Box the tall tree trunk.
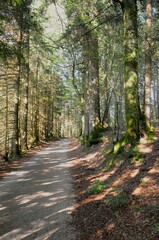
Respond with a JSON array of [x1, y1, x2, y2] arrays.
[[157, 65, 159, 119], [144, 0, 152, 126], [123, 0, 140, 138], [83, 42, 90, 137], [88, 32, 101, 133], [102, 75, 111, 127], [5, 74, 9, 160], [34, 59, 40, 143], [83, 31, 101, 137], [84, 75, 90, 136], [23, 34, 30, 149], [12, 13, 23, 155]]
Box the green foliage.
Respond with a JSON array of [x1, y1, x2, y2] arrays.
[[81, 124, 106, 147], [152, 222, 159, 234], [12, 0, 22, 5], [133, 205, 146, 213], [140, 178, 147, 187], [146, 125, 155, 140], [88, 180, 106, 195], [104, 157, 115, 170], [112, 133, 134, 155], [130, 146, 145, 165], [113, 142, 124, 155], [149, 203, 159, 216], [106, 192, 129, 209], [80, 135, 89, 147]]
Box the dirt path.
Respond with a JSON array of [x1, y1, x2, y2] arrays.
[[0, 139, 78, 240]]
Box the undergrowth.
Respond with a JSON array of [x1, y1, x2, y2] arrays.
[[88, 180, 106, 194], [105, 188, 130, 209]]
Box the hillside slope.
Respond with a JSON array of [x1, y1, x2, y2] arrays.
[[70, 131, 159, 240]]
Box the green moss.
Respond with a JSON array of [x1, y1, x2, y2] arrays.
[[105, 158, 115, 170]]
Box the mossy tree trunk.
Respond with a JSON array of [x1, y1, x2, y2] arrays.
[[113, 0, 153, 140], [123, 0, 140, 139]]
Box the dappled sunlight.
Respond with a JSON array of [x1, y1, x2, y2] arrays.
[[149, 168, 159, 174], [0, 139, 78, 240], [138, 143, 153, 153], [107, 223, 115, 231], [132, 187, 142, 195], [9, 170, 30, 176], [17, 178, 32, 182], [70, 132, 159, 240], [16, 191, 54, 205], [0, 205, 7, 211], [1, 229, 21, 239], [130, 169, 139, 177], [41, 181, 59, 185], [81, 152, 99, 162]]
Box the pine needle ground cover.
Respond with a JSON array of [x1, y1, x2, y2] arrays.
[[69, 130, 159, 240]]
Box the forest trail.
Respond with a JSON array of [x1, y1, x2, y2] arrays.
[[0, 139, 78, 240]]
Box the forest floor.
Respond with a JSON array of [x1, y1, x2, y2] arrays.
[[69, 130, 159, 240], [0, 132, 159, 240]]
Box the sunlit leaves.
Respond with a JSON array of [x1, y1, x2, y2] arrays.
[[11, 0, 22, 5]]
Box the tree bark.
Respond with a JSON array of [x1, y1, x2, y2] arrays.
[[83, 30, 101, 137], [88, 32, 100, 133], [34, 59, 40, 143], [12, 11, 24, 155], [123, 0, 140, 138], [144, 0, 152, 126], [23, 34, 30, 149]]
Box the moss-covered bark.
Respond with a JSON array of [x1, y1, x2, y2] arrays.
[[111, 0, 154, 155], [123, 0, 140, 139]]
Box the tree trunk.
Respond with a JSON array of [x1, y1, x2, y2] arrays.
[[123, 0, 140, 138], [34, 59, 40, 143], [5, 74, 9, 160], [12, 13, 23, 155], [23, 34, 30, 149], [83, 31, 101, 137], [88, 32, 100, 133], [144, 0, 152, 126], [157, 65, 159, 119]]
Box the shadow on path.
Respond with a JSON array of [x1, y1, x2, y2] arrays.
[[0, 139, 79, 240]]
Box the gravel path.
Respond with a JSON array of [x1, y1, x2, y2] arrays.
[[0, 139, 78, 240]]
